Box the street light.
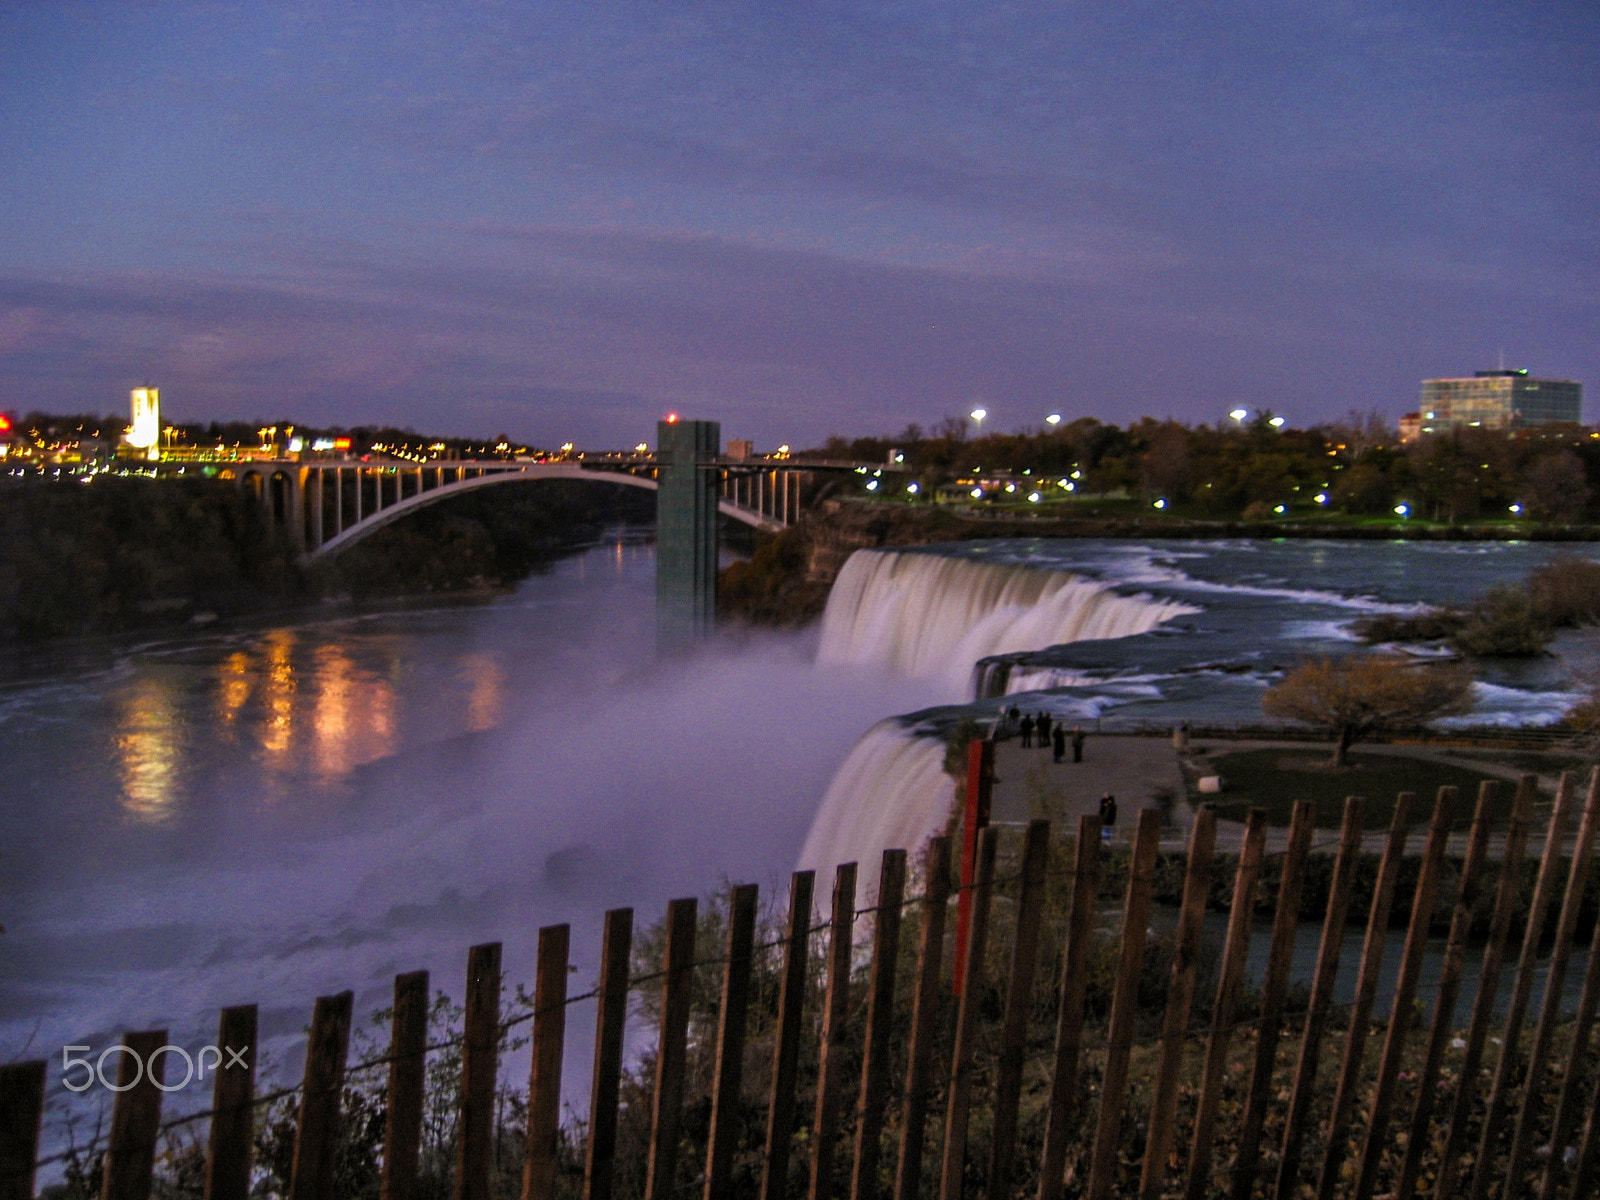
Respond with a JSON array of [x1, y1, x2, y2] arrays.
[[1045, 413, 1062, 426], [1229, 408, 1248, 423], [1268, 416, 1286, 429], [970, 407, 987, 430]]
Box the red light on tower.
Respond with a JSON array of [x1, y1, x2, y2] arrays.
[[665, 412, 679, 424], [0, 414, 11, 435]]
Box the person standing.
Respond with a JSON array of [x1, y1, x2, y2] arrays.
[[1037, 711, 1053, 749], [1052, 725, 1066, 763], [1098, 793, 1117, 842], [1072, 726, 1086, 763], [1019, 713, 1035, 748]]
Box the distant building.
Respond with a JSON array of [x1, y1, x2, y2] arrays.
[[1416, 369, 1582, 435], [726, 438, 754, 461], [125, 386, 161, 460], [1398, 412, 1423, 444]]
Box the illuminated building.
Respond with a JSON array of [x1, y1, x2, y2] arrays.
[[126, 386, 161, 460], [726, 438, 754, 461], [1416, 369, 1582, 435]]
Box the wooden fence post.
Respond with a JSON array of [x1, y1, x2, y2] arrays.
[[852, 852, 908, 1200], [893, 838, 951, 1200], [102, 1028, 167, 1200], [1038, 816, 1102, 1200], [203, 1004, 258, 1200], [1313, 794, 1414, 1200], [525, 926, 571, 1200], [1140, 810, 1217, 1200], [988, 820, 1053, 1200], [1087, 808, 1163, 1200], [457, 942, 502, 1200], [646, 898, 699, 1200], [763, 873, 816, 1200], [1393, 784, 1495, 1200], [1507, 767, 1600, 1194], [810, 863, 859, 1200], [586, 909, 635, 1200], [1434, 774, 1538, 1200], [1184, 811, 1268, 1200], [289, 994, 352, 1200], [938, 825, 998, 1200], [0, 1060, 45, 1200], [1352, 787, 1458, 1200], [1542, 849, 1600, 1200], [706, 885, 760, 1200], [1468, 772, 1580, 1200], [381, 971, 430, 1200], [1231, 799, 1315, 1200], [953, 739, 994, 997], [1274, 796, 1365, 1200]]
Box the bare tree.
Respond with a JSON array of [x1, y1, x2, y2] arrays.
[[1523, 451, 1591, 523], [1262, 654, 1475, 765]]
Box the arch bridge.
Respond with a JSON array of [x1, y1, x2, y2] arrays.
[[224, 420, 898, 642]]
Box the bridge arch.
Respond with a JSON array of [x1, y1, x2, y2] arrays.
[[306, 463, 779, 560]]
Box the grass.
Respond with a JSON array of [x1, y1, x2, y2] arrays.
[[1200, 747, 1511, 828]]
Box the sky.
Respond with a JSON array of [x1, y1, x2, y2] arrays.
[[0, 1, 1595, 450]]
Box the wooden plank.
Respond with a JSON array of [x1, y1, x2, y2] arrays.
[[289, 993, 353, 1200], [851, 852, 907, 1200], [381, 971, 429, 1200], [1352, 787, 1458, 1200], [102, 1028, 168, 1200], [524, 926, 571, 1200], [893, 838, 951, 1200], [203, 1004, 258, 1200], [763, 874, 817, 1200], [987, 820, 1053, 1200], [1569, 1062, 1600, 1198], [646, 898, 699, 1200], [1230, 799, 1316, 1200], [456, 942, 502, 1200], [1541, 812, 1600, 1200], [1434, 774, 1539, 1200], [1274, 796, 1365, 1200], [585, 910, 635, 1200], [1140, 810, 1217, 1200], [1507, 767, 1600, 1194], [1312, 794, 1414, 1200], [1467, 771, 1580, 1200], [953, 739, 994, 996], [1087, 808, 1164, 1200], [706, 885, 760, 1200], [938, 825, 999, 1200], [1392, 784, 1495, 1200], [1037, 815, 1103, 1200], [0, 1060, 46, 1200], [810, 863, 859, 1200], [1183, 811, 1268, 1200]]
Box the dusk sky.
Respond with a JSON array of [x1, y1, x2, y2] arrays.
[[1, 1, 1595, 450]]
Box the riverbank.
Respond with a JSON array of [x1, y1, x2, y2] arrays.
[[0, 475, 654, 640], [716, 498, 1600, 627]]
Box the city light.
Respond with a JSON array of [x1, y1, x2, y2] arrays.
[[1510, 503, 1523, 514], [907, 482, 919, 494], [1153, 498, 1166, 510], [665, 412, 680, 424], [1273, 504, 1286, 514], [1229, 408, 1248, 422], [865, 479, 879, 491], [1028, 491, 1041, 503], [1315, 492, 1328, 504], [1269, 416, 1286, 428], [1045, 413, 1062, 425], [970, 487, 984, 499], [1394, 504, 1410, 516], [634, 442, 648, 454], [970, 407, 987, 426]]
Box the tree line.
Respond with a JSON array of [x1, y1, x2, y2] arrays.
[[811, 411, 1600, 523]]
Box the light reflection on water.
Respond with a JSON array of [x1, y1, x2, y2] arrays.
[[113, 674, 182, 822]]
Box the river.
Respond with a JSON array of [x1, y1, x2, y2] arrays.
[[3, 530, 1595, 1153]]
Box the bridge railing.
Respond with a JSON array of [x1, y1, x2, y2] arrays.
[[13, 757, 1600, 1199]]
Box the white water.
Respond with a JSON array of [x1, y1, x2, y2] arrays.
[[816, 549, 1199, 695], [797, 721, 953, 894]]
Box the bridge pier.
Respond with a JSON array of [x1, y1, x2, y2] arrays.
[[655, 418, 720, 647]]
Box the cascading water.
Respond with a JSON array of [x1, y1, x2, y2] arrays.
[[803, 549, 1200, 879], [817, 549, 1198, 695]]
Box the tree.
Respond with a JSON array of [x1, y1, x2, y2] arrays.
[[1523, 451, 1591, 523], [1261, 654, 1475, 766]]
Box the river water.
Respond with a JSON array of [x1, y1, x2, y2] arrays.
[[3, 531, 1596, 1153]]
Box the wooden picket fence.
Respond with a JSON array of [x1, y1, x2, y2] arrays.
[[12, 760, 1600, 1200]]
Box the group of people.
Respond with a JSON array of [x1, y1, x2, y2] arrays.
[[1001, 705, 1087, 763]]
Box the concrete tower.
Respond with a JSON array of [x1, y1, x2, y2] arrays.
[[655, 418, 720, 646]]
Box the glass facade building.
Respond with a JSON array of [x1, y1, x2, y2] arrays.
[[1418, 370, 1582, 434]]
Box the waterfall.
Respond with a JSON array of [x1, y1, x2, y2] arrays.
[[798, 720, 952, 892], [816, 549, 1199, 693]]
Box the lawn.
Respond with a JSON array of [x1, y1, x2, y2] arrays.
[[1199, 747, 1512, 829]]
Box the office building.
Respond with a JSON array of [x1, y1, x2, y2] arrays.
[[1415, 369, 1582, 435]]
